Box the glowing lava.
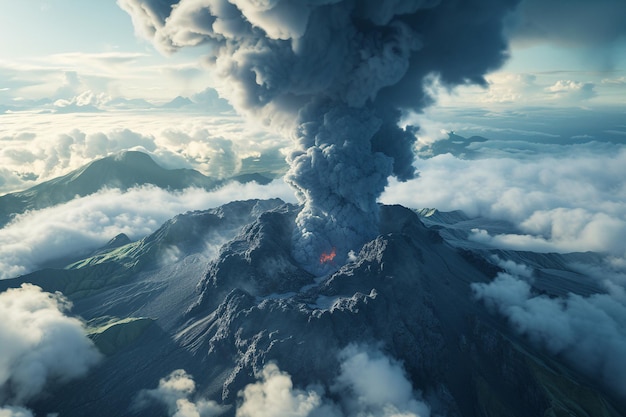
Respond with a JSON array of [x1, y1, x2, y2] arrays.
[[319, 247, 337, 264]]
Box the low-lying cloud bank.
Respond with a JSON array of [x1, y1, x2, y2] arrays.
[[138, 345, 430, 417], [382, 145, 626, 257], [472, 258, 626, 400], [4, 139, 624, 279], [0, 180, 295, 279], [0, 284, 100, 413]]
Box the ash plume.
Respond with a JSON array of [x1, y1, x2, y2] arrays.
[[119, 0, 519, 273]]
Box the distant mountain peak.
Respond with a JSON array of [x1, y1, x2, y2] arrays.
[[111, 149, 155, 163], [97, 233, 132, 254], [161, 96, 194, 109], [0, 151, 221, 228]]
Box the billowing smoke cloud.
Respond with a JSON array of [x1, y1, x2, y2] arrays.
[[141, 344, 429, 417], [472, 260, 626, 400], [119, 0, 519, 273], [0, 284, 101, 409]]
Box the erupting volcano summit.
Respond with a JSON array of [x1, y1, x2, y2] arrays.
[[119, 0, 518, 273]]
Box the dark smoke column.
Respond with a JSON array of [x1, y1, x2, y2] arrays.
[[286, 104, 395, 274], [120, 0, 519, 274]]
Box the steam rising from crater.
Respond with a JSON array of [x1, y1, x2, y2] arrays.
[[120, 0, 519, 273]]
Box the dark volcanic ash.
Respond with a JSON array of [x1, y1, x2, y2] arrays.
[[119, 0, 519, 273]]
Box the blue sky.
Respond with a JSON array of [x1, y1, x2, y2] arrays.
[[0, 2, 136, 57], [1, 0, 624, 107], [0, 1, 210, 104], [0, 0, 624, 197]]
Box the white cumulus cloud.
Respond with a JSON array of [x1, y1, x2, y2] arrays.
[[141, 345, 429, 417], [0, 111, 288, 195], [0, 284, 100, 407], [236, 362, 334, 417], [134, 369, 227, 417], [545, 80, 596, 100]]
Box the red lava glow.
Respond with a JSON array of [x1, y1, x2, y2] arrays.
[[319, 247, 337, 264]]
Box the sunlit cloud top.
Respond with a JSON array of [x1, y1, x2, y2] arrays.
[[0, 0, 624, 109]]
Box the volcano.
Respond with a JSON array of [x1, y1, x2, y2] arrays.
[[319, 247, 337, 264], [2, 199, 622, 417]]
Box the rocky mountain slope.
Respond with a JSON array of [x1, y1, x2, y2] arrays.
[[1, 199, 622, 417]]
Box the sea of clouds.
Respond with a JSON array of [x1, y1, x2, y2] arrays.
[[0, 111, 288, 195], [472, 257, 626, 401], [1, 110, 624, 277], [1, 106, 625, 408]]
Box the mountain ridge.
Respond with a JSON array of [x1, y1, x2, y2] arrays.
[[1, 199, 621, 416], [0, 151, 273, 228]]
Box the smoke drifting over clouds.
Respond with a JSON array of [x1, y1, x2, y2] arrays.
[[0, 284, 100, 408], [472, 260, 626, 400], [120, 0, 519, 273], [141, 344, 429, 417]]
